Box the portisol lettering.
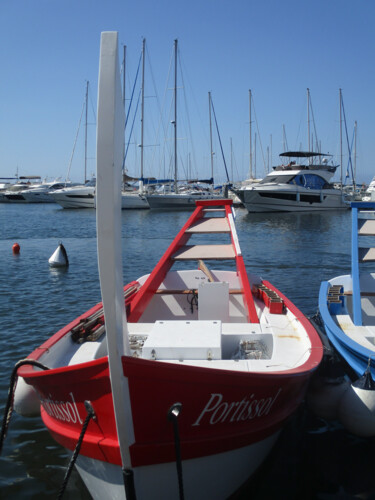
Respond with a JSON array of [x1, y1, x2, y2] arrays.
[[192, 389, 282, 426], [40, 392, 83, 424]]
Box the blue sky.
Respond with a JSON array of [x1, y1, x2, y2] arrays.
[[0, 0, 374, 185]]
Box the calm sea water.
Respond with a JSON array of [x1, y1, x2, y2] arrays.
[[0, 203, 374, 499]]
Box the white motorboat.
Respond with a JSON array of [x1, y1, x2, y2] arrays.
[[0, 176, 42, 203], [50, 182, 96, 209], [362, 176, 375, 201], [20, 181, 73, 203], [146, 186, 224, 209], [235, 151, 349, 212]]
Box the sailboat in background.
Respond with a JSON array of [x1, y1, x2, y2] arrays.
[[51, 81, 96, 209], [121, 38, 149, 209], [146, 40, 224, 209]]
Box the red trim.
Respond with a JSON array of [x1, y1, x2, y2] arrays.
[[128, 205, 205, 322], [262, 279, 323, 368], [18, 281, 139, 377], [128, 200, 234, 323], [195, 199, 233, 207], [22, 351, 314, 468]]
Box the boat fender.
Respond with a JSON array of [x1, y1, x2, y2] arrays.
[[307, 373, 350, 420], [338, 368, 375, 437], [1, 359, 49, 454], [13, 377, 41, 417], [48, 242, 69, 267]]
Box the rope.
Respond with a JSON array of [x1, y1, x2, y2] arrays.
[[187, 289, 198, 314], [0, 359, 49, 454], [57, 400, 96, 500], [168, 403, 184, 500]]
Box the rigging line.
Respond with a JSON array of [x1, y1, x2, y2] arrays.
[[86, 81, 97, 123], [66, 97, 86, 182], [124, 90, 141, 167], [341, 98, 355, 183], [178, 54, 198, 179], [308, 94, 319, 153], [178, 51, 207, 173], [145, 43, 169, 168], [210, 97, 230, 183], [150, 43, 175, 179], [125, 50, 142, 131], [251, 95, 267, 174]]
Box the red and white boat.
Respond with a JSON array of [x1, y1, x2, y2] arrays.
[[13, 33, 323, 499]]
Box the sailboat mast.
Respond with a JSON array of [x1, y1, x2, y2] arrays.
[[307, 88, 311, 164], [140, 38, 146, 180], [208, 91, 214, 188], [354, 120, 357, 185], [84, 80, 89, 184], [230, 137, 234, 183], [123, 45, 126, 113], [249, 89, 252, 179], [122, 45, 126, 180], [339, 88, 343, 188], [173, 39, 178, 193]]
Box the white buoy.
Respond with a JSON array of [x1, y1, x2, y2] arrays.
[[48, 242, 69, 267], [338, 368, 375, 437], [13, 377, 41, 417]]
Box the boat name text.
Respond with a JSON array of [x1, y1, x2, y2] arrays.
[[40, 392, 83, 424], [192, 389, 282, 426]]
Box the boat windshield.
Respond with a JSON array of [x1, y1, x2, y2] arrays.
[[260, 173, 329, 189], [260, 175, 295, 184], [289, 173, 328, 189]]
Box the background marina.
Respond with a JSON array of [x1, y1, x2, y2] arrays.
[[1, 202, 375, 499]]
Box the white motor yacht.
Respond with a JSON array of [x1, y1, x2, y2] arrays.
[[20, 181, 73, 203], [235, 152, 348, 212], [50, 181, 96, 209]]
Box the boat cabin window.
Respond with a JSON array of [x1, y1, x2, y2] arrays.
[[260, 175, 295, 184], [290, 174, 327, 189]]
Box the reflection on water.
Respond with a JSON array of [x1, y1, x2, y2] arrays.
[[0, 203, 368, 499]]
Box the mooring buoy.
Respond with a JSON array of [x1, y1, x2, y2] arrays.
[[48, 242, 69, 267]]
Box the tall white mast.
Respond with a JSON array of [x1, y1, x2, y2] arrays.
[[354, 120, 357, 184], [84, 80, 89, 183], [140, 38, 146, 180], [173, 39, 178, 193], [249, 89, 252, 179], [339, 88, 343, 188], [307, 88, 311, 164], [208, 91, 214, 189]]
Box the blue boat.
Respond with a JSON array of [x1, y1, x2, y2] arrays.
[[315, 201, 375, 436], [319, 201, 375, 380]]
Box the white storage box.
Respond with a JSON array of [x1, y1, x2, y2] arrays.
[[141, 320, 222, 360]]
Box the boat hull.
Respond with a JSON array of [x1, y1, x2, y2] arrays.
[[146, 193, 225, 209], [51, 188, 96, 208], [74, 431, 280, 500], [121, 193, 149, 209], [238, 187, 348, 212], [319, 275, 375, 380]]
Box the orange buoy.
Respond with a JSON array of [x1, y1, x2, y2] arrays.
[[12, 243, 20, 254]]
